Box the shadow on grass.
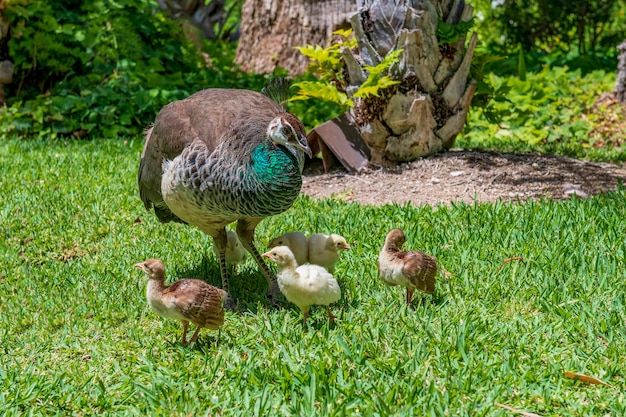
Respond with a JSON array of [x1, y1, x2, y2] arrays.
[[172, 252, 370, 324]]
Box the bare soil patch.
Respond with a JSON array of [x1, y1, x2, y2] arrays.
[[302, 150, 626, 206]]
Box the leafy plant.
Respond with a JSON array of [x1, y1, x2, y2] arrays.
[[461, 65, 625, 161], [292, 80, 353, 108], [291, 30, 355, 108], [291, 29, 401, 110], [472, 0, 626, 74], [352, 50, 402, 99]]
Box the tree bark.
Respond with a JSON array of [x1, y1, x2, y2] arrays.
[[235, 0, 355, 75], [156, 0, 240, 41], [615, 40, 626, 104], [0, 0, 13, 106]]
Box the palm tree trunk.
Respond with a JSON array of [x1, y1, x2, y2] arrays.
[[344, 0, 477, 163], [234, 0, 354, 75]]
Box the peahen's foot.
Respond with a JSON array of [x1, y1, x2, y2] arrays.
[[265, 280, 281, 307], [223, 294, 237, 311]]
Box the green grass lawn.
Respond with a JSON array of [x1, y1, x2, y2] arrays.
[[1, 138, 625, 416]]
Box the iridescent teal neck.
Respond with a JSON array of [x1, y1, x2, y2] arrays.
[[251, 140, 301, 182]]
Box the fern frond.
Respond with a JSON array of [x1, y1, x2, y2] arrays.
[[291, 81, 353, 107]]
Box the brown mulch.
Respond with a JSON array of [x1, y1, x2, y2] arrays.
[[301, 150, 626, 206]]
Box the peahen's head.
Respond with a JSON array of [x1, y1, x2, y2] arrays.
[[267, 114, 312, 156], [262, 78, 312, 171]]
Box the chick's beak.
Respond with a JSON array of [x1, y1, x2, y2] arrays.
[[343, 243, 352, 250], [261, 251, 271, 259]]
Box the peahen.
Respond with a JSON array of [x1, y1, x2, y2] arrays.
[[138, 79, 312, 309]]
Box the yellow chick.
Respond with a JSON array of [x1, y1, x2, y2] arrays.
[[268, 231, 308, 266], [262, 246, 340, 331], [307, 233, 351, 273], [213, 230, 247, 266]]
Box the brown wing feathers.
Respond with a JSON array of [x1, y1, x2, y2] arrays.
[[398, 251, 437, 294], [165, 279, 226, 329]]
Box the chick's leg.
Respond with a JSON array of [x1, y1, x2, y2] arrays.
[[302, 307, 310, 332], [181, 321, 190, 346], [237, 220, 281, 305], [212, 229, 236, 311], [406, 288, 414, 305], [326, 305, 336, 323], [189, 326, 202, 344]]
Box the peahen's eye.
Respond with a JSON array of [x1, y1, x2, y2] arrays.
[[282, 121, 297, 142]]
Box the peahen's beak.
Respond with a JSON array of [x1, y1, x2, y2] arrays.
[[297, 136, 313, 159]]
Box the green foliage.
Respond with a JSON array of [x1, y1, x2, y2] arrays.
[[290, 80, 353, 107], [472, 0, 626, 74], [1, 138, 626, 415], [292, 30, 356, 109], [1, 0, 264, 139], [517, 46, 527, 81], [352, 50, 402, 99], [461, 66, 626, 162], [436, 17, 475, 44], [292, 30, 401, 111]]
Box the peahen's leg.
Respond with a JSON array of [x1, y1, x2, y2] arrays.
[[212, 229, 236, 311], [237, 220, 281, 305]]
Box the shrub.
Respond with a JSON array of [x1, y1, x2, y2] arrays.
[[461, 66, 625, 161], [2, 0, 267, 139]]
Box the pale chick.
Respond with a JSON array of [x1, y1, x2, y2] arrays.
[[213, 230, 247, 266], [307, 233, 351, 273], [268, 231, 308, 266], [262, 246, 341, 331], [134, 258, 227, 346], [378, 228, 437, 305]]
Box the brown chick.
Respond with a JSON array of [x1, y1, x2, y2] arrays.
[[378, 229, 437, 304], [134, 258, 227, 345]]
